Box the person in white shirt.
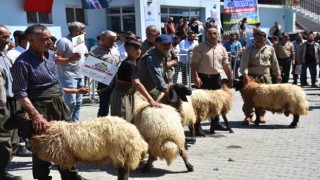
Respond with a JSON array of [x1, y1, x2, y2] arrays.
[[118, 31, 136, 61], [172, 36, 181, 83], [179, 31, 198, 84], [7, 32, 27, 62], [115, 31, 125, 47]]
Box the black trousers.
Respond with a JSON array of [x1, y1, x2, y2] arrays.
[[198, 73, 221, 90], [278, 57, 291, 83], [97, 81, 115, 117], [198, 73, 221, 123], [0, 98, 20, 172], [30, 96, 72, 179]]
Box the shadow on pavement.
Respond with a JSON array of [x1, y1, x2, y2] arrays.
[[228, 121, 291, 129], [8, 161, 32, 171], [309, 105, 320, 110], [77, 160, 189, 179]]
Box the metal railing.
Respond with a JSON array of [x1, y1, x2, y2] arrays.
[[299, 0, 320, 18]]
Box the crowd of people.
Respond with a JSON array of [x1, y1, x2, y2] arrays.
[[0, 16, 319, 180]]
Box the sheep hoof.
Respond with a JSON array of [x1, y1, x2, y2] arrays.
[[185, 137, 196, 144], [243, 118, 253, 125], [141, 165, 152, 173], [195, 131, 206, 137], [186, 163, 194, 172], [289, 123, 298, 128], [209, 128, 216, 134]]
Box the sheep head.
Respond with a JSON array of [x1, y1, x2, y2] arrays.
[[4, 110, 35, 140], [170, 83, 192, 102], [233, 76, 258, 91], [233, 76, 245, 91]]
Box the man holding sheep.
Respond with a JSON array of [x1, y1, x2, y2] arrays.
[[11, 24, 86, 180], [240, 30, 282, 125], [191, 27, 233, 136], [138, 34, 177, 99]]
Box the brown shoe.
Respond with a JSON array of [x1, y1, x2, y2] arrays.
[[243, 116, 253, 125]]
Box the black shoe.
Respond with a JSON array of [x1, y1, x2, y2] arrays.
[[300, 83, 310, 87], [311, 84, 319, 88], [0, 171, 22, 180], [16, 146, 32, 157]]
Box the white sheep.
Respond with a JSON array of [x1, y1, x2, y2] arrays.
[[234, 76, 309, 127], [134, 92, 194, 173], [190, 81, 234, 136], [4, 111, 148, 180], [155, 84, 197, 139]]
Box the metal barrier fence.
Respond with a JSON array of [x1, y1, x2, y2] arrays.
[[83, 51, 238, 103], [173, 53, 194, 89]]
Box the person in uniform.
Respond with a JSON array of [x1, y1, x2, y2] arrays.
[[240, 30, 282, 125]]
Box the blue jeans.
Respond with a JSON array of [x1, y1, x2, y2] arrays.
[[59, 77, 84, 122], [300, 63, 317, 85]]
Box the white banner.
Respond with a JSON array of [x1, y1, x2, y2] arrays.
[[80, 55, 118, 85]]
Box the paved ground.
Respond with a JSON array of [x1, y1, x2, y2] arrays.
[[7, 81, 320, 180]]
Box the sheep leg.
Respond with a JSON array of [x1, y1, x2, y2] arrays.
[[141, 154, 157, 173], [254, 110, 261, 126], [186, 125, 196, 144], [289, 115, 299, 128], [179, 149, 194, 172], [118, 167, 129, 180], [194, 121, 206, 137], [222, 115, 234, 133]]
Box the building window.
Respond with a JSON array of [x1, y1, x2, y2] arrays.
[[66, 8, 86, 24], [106, 7, 136, 33], [26, 12, 52, 24]]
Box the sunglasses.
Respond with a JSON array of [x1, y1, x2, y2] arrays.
[[0, 35, 10, 40]]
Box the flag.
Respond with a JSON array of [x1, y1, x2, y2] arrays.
[[81, 0, 109, 9], [24, 0, 54, 13]]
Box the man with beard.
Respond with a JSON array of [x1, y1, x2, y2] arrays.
[[297, 32, 320, 88], [138, 34, 174, 99], [240, 30, 281, 125]]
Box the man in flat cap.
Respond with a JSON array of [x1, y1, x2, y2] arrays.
[[138, 34, 177, 99], [273, 32, 295, 83], [240, 30, 282, 125]]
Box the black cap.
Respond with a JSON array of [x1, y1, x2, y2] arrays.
[[124, 39, 142, 48], [253, 30, 267, 38]]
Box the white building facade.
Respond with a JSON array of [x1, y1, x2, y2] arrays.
[[0, 0, 296, 47]]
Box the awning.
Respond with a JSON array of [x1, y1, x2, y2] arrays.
[[24, 0, 54, 13]]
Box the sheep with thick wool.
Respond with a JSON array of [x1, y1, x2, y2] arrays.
[[234, 76, 309, 127], [4, 111, 148, 180], [155, 84, 197, 138], [133, 92, 194, 173], [190, 80, 234, 136]]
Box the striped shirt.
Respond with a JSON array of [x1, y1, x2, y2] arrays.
[[12, 49, 58, 99]]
